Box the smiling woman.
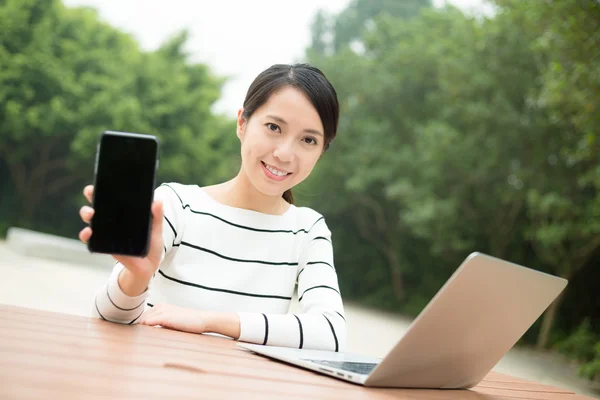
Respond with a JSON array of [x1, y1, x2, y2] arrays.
[[79, 64, 347, 352], [239, 64, 339, 205]]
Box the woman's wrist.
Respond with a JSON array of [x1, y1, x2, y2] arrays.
[[204, 311, 241, 339], [118, 268, 152, 297]]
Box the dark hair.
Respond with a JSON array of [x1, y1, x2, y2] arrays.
[[242, 63, 339, 204]]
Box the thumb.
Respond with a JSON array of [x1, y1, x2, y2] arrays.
[[152, 200, 164, 235]]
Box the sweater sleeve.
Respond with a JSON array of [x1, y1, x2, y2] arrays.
[[237, 217, 347, 351], [92, 183, 185, 323]]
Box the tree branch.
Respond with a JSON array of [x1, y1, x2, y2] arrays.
[[530, 236, 559, 270], [45, 173, 83, 196], [353, 210, 387, 256], [492, 195, 525, 257], [7, 160, 28, 199], [31, 158, 69, 181], [570, 235, 600, 278], [355, 194, 387, 234]]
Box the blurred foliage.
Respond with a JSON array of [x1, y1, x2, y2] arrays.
[[0, 0, 598, 381], [556, 319, 600, 381], [0, 0, 238, 237], [300, 0, 599, 380]]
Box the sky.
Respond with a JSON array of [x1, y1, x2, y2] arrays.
[[62, 0, 486, 117]]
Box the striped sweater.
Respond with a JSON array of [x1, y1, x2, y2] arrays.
[[93, 182, 346, 351]]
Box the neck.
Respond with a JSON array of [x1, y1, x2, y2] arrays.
[[220, 169, 288, 215]]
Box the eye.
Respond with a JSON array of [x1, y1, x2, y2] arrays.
[[303, 137, 318, 146], [266, 123, 281, 133]]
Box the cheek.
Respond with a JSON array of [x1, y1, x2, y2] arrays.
[[296, 152, 321, 177], [241, 131, 270, 158], [240, 137, 256, 164]]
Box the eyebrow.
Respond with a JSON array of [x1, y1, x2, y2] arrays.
[[266, 114, 323, 137]]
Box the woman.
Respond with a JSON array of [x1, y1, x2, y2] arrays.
[[79, 64, 346, 352]]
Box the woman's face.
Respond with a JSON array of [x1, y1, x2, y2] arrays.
[[237, 86, 325, 197]]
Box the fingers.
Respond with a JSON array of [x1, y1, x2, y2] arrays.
[[151, 200, 164, 235], [79, 186, 94, 244], [79, 206, 94, 224], [139, 314, 160, 326], [79, 227, 92, 244], [138, 306, 160, 325], [83, 185, 94, 203]]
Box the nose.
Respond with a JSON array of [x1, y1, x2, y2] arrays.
[[273, 141, 295, 164]]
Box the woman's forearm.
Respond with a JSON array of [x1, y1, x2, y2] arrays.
[[205, 311, 241, 339]]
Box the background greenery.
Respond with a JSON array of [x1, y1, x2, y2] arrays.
[[1, 0, 598, 380]]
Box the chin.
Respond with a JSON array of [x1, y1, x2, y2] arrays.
[[258, 185, 289, 197], [248, 176, 284, 197]]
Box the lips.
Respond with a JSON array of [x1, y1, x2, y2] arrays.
[[261, 161, 292, 181], [261, 161, 291, 175]]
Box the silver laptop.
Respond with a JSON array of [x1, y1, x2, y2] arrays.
[[238, 252, 567, 388]]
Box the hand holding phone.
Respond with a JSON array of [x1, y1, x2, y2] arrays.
[[88, 131, 159, 257], [78, 131, 164, 291], [79, 185, 164, 284]]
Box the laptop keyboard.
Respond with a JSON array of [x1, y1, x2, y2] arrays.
[[304, 360, 378, 375]]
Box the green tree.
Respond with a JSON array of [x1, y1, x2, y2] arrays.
[[493, 0, 600, 351], [0, 0, 141, 227], [303, 0, 600, 367], [331, 0, 431, 52], [0, 0, 236, 238]]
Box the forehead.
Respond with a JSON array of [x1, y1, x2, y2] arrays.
[[255, 87, 323, 132]]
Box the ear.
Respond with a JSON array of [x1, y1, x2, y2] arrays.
[[236, 108, 246, 140]]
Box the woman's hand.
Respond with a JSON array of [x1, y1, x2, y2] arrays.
[[138, 304, 241, 339], [78, 185, 165, 293], [138, 304, 209, 334]]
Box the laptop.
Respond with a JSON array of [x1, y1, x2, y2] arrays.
[[237, 252, 567, 388]]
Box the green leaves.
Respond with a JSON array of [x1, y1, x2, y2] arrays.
[[556, 319, 600, 381], [301, 0, 600, 362], [0, 0, 235, 234]]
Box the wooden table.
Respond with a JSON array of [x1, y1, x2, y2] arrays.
[[0, 304, 594, 400]]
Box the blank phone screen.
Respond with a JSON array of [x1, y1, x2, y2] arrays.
[[89, 132, 158, 256]]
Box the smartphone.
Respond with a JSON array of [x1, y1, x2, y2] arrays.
[[88, 131, 160, 257]]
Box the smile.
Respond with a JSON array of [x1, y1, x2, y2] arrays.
[[261, 161, 292, 181]]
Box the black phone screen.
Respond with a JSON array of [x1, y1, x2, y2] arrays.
[[88, 131, 159, 256]]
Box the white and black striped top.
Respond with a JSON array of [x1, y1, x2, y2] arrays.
[[93, 182, 346, 351]]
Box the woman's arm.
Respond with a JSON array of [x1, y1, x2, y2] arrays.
[[137, 304, 241, 339], [237, 217, 346, 351], [134, 215, 346, 351], [92, 183, 185, 324]]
